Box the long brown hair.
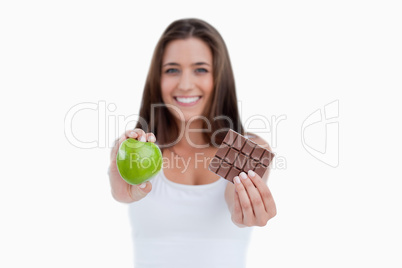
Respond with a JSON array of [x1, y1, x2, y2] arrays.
[[135, 18, 244, 148]]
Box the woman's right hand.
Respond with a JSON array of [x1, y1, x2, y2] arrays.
[[109, 129, 157, 203]]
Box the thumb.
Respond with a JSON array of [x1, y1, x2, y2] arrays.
[[131, 181, 152, 201], [138, 181, 152, 194]]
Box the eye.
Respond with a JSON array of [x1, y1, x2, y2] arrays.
[[195, 68, 208, 73], [165, 68, 179, 74]]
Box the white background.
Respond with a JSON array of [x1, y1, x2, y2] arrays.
[[1, 1, 401, 267]]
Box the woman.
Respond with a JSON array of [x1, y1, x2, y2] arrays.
[[109, 18, 276, 268]]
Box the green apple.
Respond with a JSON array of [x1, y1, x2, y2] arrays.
[[116, 138, 162, 185]]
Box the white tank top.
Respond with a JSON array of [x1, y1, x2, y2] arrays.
[[128, 168, 253, 268]]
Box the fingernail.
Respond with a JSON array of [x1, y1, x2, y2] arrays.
[[139, 183, 146, 188], [248, 170, 256, 178], [234, 176, 240, 184], [240, 172, 248, 180], [149, 136, 156, 142], [140, 136, 146, 142], [130, 131, 136, 137]]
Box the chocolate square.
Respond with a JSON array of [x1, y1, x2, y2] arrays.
[[232, 134, 246, 151], [216, 161, 231, 178], [222, 130, 237, 145], [234, 153, 247, 169], [250, 145, 265, 160], [226, 167, 241, 183], [216, 144, 230, 159], [242, 140, 256, 156], [208, 157, 221, 173], [261, 150, 274, 166], [243, 158, 259, 173], [224, 148, 239, 164], [254, 163, 267, 178]]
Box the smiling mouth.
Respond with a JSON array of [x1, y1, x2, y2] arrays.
[[174, 96, 202, 106]]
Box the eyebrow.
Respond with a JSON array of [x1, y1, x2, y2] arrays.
[[162, 62, 211, 67]]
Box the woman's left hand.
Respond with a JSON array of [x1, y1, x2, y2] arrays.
[[231, 170, 277, 227]]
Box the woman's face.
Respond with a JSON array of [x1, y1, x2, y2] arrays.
[[161, 37, 214, 123]]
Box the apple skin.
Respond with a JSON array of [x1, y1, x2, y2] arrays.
[[116, 138, 162, 185]]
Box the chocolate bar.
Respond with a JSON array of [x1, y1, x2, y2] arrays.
[[208, 129, 274, 183]]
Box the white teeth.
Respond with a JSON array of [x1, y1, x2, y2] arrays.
[[175, 96, 200, 104]]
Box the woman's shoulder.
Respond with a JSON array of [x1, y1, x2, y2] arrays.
[[244, 132, 272, 151]]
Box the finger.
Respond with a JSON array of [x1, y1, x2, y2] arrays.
[[234, 175, 253, 225], [111, 134, 127, 160], [239, 172, 266, 221], [247, 170, 274, 214], [125, 129, 138, 139], [131, 129, 147, 142], [116, 132, 131, 149], [124, 129, 146, 142], [118, 130, 136, 148], [112, 130, 141, 160], [146, 133, 156, 143], [138, 181, 152, 193], [130, 181, 152, 201], [232, 184, 243, 224]]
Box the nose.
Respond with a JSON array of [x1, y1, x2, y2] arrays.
[[177, 70, 194, 91]]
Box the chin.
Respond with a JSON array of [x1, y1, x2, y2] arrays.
[[173, 113, 206, 124]]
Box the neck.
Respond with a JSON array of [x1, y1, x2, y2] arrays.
[[174, 119, 210, 150]]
